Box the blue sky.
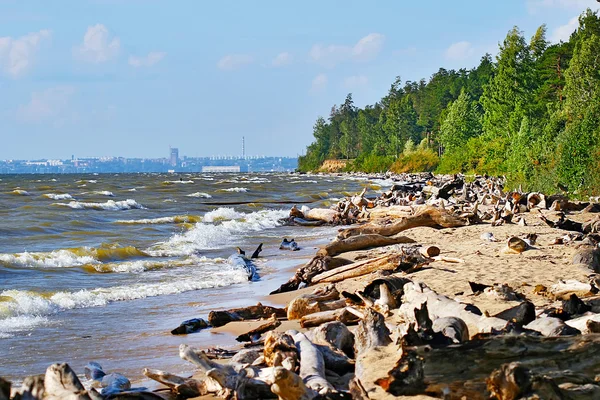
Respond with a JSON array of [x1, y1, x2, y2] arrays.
[[0, 0, 598, 160]]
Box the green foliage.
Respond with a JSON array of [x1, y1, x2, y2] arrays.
[[390, 147, 439, 173], [298, 9, 600, 194]]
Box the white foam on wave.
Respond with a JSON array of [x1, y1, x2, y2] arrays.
[[150, 208, 288, 256], [0, 315, 50, 338], [187, 192, 212, 198], [116, 215, 201, 225], [43, 193, 73, 200], [89, 256, 222, 273], [294, 180, 318, 184], [53, 199, 145, 210], [0, 250, 97, 268], [203, 207, 243, 223], [163, 180, 194, 184], [92, 190, 115, 197], [219, 187, 248, 193], [0, 261, 247, 333]]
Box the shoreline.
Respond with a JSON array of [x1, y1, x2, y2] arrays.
[[6, 173, 600, 399]]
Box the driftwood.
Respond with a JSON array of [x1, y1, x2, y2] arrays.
[[290, 331, 335, 395], [401, 335, 600, 399], [171, 318, 210, 335], [18, 375, 46, 400], [270, 367, 316, 400], [313, 246, 431, 285], [400, 281, 507, 337], [287, 285, 343, 320], [300, 308, 359, 328], [236, 314, 282, 342], [208, 302, 286, 327], [44, 363, 92, 400], [305, 208, 340, 224], [338, 206, 467, 239], [264, 331, 299, 369], [317, 234, 415, 257], [143, 368, 211, 398], [271, 256, 353, 294], [179, 344, 276, 399], [312, 322, 355, 358], [350, 309, 395, 399]]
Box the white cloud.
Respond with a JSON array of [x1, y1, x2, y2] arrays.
[[310, 73, 328, 93], [16, 86, 76, 123], [551, 16, 580, 42], [74, 24, 120, 63], [343, 75, 369, 89], [0, 30, 51, 78], [445, 41, 475, 61], [217, 54, 254, 71], [271, 52, 292, 67], [352, 33, 385, 61], [129, 51, 166, 68], [527, 0, 594, 13], [309, 33, 385, 68]]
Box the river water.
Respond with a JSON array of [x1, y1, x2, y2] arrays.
[[0, 172, 391, 384]]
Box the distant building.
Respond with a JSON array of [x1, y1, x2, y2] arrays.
[[202, 166, 241, 173], [169, 147, 179, 167]]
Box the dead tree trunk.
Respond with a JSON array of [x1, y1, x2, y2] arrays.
[[208, 302, 286, 327], [338, 206, 467, 239], [317, 234, 415, 257]]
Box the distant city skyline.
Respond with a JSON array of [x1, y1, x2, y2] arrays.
[[1, 0, 598, 160]]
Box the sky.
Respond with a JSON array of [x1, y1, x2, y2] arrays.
[[0, 0, 598, 160]]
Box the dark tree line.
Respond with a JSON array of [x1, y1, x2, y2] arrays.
[[299, 9, 600, 194]]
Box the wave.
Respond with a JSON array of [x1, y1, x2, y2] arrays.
[[116, 215, 201, 225], [91, 191, 115, 197], [53, 199, 146, 210], [82, 255, 223, 273], [0, 263, 247, 334], [43, 193, 73, 200], [10, 189, 30, 196], [203, 207, 243, 223], [0, 246, 149, 269], [162, 180, 194, 185], [187, 192, 212, 198], [149, 208, 288, 256], [219, 187, 248, 193]]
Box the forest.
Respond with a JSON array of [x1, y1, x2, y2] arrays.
[[298, 9, 600, 195]]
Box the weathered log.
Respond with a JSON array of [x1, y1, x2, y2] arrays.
[[299, 307, 359, 328], [290, 331, 335, 395], [19, 375, 46, 400], [83, 362, 131, 396], [305, 208, 340, 224], [338, 206, 467, 239], [524, 317, 581, 336], [317, 234, 415, 257], [44, 363, 91, 400], [287, 285, 341, 320], [264, 331, 299, 369], [293, 217, 325, 227], [236, 314, 282, 342], [270, 366, 316, 400], [271, 256, 353, 294], [208, 302, 286, 327], [313, 247, 430, 284], [179, 344, 275, 399], [400, 281, 507, 337], [411, 335, 600, 399], [351, 309, 396, 399], [314, 344, 355, 375], [143, 368, 211, 398], [573, 245, 600, 272], [312, 321, 355, 358]]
